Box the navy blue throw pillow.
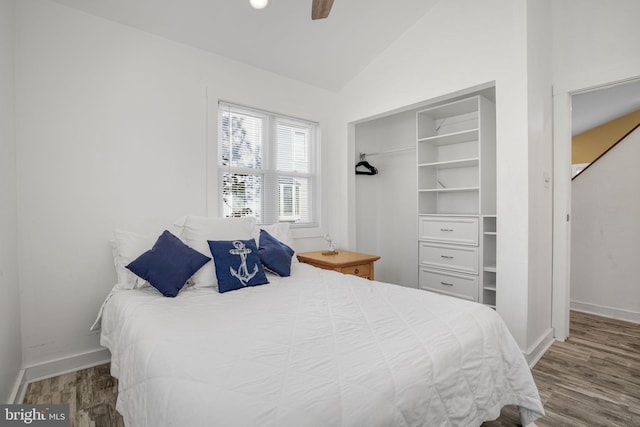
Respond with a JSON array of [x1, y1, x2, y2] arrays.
[[126, 230, 210, 297], [258, 229, 294, 277], [208, 239, 269, 293]]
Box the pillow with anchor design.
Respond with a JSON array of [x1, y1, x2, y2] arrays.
[[207, 239, 269, 293]]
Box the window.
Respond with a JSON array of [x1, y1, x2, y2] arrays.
[[218, 102, 319, 228]]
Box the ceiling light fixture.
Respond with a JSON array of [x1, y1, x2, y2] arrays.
[[249, 0, 269, 10]]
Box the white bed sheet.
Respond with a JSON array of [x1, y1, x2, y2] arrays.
[[100, 263, 544, 426]]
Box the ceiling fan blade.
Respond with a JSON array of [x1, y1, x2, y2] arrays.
[[312, 0, 334, 20]]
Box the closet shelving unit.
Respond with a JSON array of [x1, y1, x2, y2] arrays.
[[416, 94, 497, 309], [481, 215, 497, 309]]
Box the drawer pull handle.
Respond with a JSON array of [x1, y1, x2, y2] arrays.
[[354, 268, 359, 274], [441, 255, 454, 259], [440, 281, 454, 286], [440, 228, 454, 232]]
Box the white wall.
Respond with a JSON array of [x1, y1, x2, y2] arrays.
[[334, 0, 549, 352], [0, 0, 22, 403], [354, 111, 417, 287], [571, 128, 640, 323], [15, 0, 335, 366], [525, 0, 554, 356], [551, 0, 640, 337], [552, 0, 640, 94]]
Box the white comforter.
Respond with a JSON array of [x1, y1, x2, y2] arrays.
[[100, 263, 544, 427]]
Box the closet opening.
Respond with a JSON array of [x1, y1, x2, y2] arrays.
[[351, 83, 495, 297]]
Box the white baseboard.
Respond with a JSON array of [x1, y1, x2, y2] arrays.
[[14, 348, 111, 404], [7, 368, 25, 404], [524, 328, 554, 368], [571, 300, 640, 324]]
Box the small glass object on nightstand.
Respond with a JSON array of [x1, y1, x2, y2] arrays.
[[322, 233, 338, 255]]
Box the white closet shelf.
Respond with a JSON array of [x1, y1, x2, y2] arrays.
[[484, 285, 497, 292], [417, 129, 479, 146], [484, 265, 497, 273], [418, 158, 479, 169], [419, 213, 480, 217], [417, 97, 479, 120], [418, 187, 480, 193]]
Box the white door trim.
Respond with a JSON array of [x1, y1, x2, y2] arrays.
[[551, 91, 571, 341]]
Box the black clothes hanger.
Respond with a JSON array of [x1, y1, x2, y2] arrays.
[[355, 160, 378, 175]]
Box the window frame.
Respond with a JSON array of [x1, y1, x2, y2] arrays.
[[217, 101, 320, 229]]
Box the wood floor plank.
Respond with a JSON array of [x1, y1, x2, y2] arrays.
[[485, 311, 640, 426], [23, 311, 640, 426], [24, 365, 122, 427]]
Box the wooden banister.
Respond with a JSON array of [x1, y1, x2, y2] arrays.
[[572, 123, 640, 180]]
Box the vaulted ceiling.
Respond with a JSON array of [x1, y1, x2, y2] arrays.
[[49, 0, 440, 91], [46, 0, 640, 131]]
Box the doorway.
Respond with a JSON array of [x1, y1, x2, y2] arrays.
[[552, 76, 640, 340]]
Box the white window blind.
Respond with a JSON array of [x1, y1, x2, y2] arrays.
[[218, 102, 319, 228]]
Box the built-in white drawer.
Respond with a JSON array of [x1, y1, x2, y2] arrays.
[[419, 242, 479, 274], [419, 268, 478, 301], [419, 216, 478, 245]]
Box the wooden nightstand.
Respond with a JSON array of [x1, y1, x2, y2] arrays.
[[297, 250, 381, 280]]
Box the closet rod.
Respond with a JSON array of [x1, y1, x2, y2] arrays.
[[359, 146, 414, 159]]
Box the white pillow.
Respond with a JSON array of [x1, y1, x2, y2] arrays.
[[253, 222, 298, 263], [111, 229, 158, 289], [179, 216, 257, 288]]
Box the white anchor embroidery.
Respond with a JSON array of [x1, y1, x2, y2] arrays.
[[229, 241, 258, 286]]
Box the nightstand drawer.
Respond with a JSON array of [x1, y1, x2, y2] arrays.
[[419, 216, 478, 245], [338, 263, 371, 278], [419, 242, 478, 274], [419, 268, 478, 301]]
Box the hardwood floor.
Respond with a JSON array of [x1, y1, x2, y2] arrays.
[[23, 363, 124, 427], [485, 311, 640, 426], [23, 311, 640, 426]]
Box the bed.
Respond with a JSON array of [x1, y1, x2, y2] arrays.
[[99, 248, 543, 426]]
